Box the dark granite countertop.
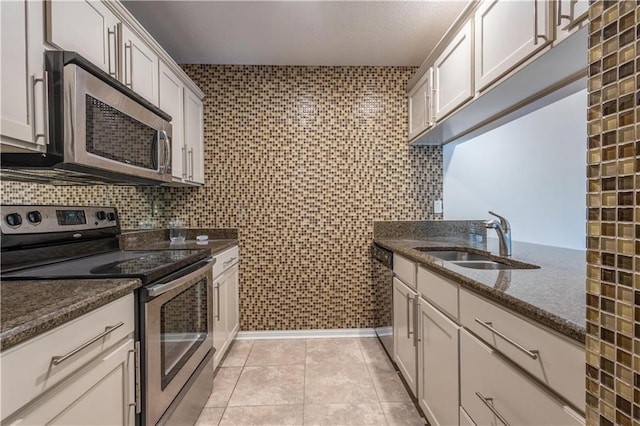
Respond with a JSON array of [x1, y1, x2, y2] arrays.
[[375, 237, 586, 344], [1, 278, 141, 351], [119, 228, 238, 256], [141, 239, 238, 255]]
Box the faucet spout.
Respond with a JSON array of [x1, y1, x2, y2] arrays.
[[484, 212, 512, 257]]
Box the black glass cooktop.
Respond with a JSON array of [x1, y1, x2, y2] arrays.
[[1, 249, 209, 284]]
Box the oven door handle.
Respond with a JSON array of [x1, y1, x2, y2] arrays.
[[147, 258, 214, 297]]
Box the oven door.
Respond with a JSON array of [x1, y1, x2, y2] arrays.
[[142, 258, 213, 426]]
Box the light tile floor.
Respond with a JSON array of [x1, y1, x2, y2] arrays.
[[196, 338, 426, 426]]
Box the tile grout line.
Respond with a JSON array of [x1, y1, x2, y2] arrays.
[[302, 338, 307, 425], [219, 340, 253, 422], [358, 338, 391, 426]]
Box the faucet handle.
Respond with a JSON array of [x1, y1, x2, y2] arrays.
[[488, 211, 510, 230]]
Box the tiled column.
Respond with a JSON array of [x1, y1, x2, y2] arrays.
[[585, 1, 639, 425]]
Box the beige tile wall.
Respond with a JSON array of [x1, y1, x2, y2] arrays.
[[585, 2, 639, 425], [178, 65, 442, 330], [1, 65, 442, 330]]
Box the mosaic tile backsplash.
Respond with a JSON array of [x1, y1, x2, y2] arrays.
[[1, 65, 442, 330], [584, 2, 640, 425]]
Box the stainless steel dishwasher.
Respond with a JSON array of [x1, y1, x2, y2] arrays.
[[371, 243, 394, 360]]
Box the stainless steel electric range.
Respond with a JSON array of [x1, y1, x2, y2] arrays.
[[1, 205, 215, 426]]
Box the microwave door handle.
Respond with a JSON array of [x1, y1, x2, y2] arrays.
[[150, 133, 159, 170], [161, 130, 171, 172], [147, 258, 214, 297]]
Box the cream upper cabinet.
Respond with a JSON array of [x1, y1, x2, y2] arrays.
[[159, 61, 185, 182], [1, 0, 47, 151], [407, 68, 433, 141], [46, 0, 119, 77], [418, 298, 460, 426], [184, 87, 205, 185], [121, 24, 158, 105], [556, 0, 589, 42], [434, 20, 473, 120], [474, 0, 551, 92]]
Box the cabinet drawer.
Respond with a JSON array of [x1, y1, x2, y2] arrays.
[[1, 294, 135, 420], [393, 254, 416, 290], [417, 266, 458, 321], [212, 245, 239, 278], [459, 289, 584, 410], [460, 330, 584, 426]]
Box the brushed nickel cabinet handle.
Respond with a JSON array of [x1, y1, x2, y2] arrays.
[[31, 75, 47, 144], [124, 41, 132, 88], [215, 281, 221, 320], [128, 341, 141, 414], [107, 26, 117, 78], [223, 257, 237, 268], [474, 318, 539, 359], [188, 148, 194, 180], [182, 145, 187, 179], [476, 392, 511, 426], [51, 322, 125, 366], [406, 294, 414, 339]]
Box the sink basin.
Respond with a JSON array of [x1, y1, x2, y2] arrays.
[[451, 261, 517, 270], [414, 247, 539, 270], [417, 250, 493, 262]]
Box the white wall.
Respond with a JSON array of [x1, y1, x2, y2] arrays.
[[443, 89, 587, 250]]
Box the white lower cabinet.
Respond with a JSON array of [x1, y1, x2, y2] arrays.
[[460, 329, 583, 426], [417, 297, 460, 426], [212, 246, 240, 370], [389, 253, 585, 426], [9, 338, 136, 426], [1, 294, 136, 425], [393, 277, 417, 396]]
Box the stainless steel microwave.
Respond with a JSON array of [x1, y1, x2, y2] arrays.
[[1, 51, 172, 185]]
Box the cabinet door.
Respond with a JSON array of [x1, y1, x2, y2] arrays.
[[418, 298, 460, 426], [556, 0, 589, 42], [225, 264, 240, 341], [121, 25, 158, 105], [159, 61, 185, 182], [47, 0, 119, 76], [393, 277, 417, 396], [407, 68, 433, 141], [213, 275, 228, 370], [1, 0, 47, 150], [460, 330, 583, 426], [434, 20, 473, 120], [184, 87, 205, 184], [9, 339, 136, 426], [475, 0, 550, 91]]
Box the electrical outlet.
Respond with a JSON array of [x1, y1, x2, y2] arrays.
[[434, 199, 443, 214]]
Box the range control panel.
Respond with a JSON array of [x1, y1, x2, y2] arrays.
[[1, 206, 118, 235]]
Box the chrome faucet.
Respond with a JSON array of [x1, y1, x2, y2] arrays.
[[484, 211, 512, 257]]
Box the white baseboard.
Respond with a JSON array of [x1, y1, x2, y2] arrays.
[[235, 328, 377, 340]]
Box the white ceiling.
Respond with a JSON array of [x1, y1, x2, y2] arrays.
[[122, 1, 470, 66]]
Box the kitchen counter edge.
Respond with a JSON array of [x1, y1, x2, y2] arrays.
[[0, 278, 142, 352]]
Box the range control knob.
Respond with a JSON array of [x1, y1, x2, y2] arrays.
[[26, 211, 42, 224], [5, 213, 22, 227], [96, 211, 106, 220], [107, 212, 116, 221]]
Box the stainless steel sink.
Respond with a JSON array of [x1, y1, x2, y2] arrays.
[[418, 250, 493, 262], [414, 247, 539, 270], [451, 261, 516, 270]]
